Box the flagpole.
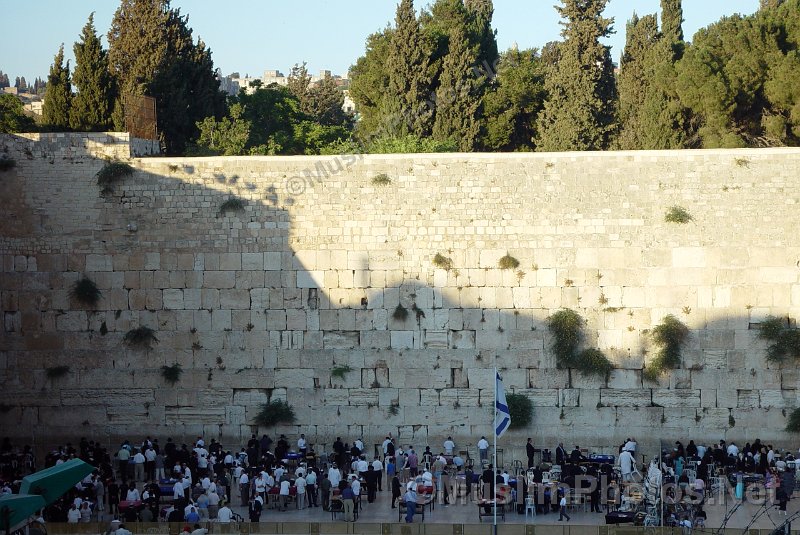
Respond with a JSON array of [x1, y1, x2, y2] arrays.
[[494, 366, 497, 532]]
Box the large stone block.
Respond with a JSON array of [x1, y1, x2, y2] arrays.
[[652, 389, 700, 408], [600, 389, 652, 407]]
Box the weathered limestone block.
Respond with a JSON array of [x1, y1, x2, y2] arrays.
[[165, 406, 226, 425], [61, 388, 154, 405], [652, 389, 700, 408], [232, 388, 270, 406], [203, 271, 235, 289], [607, 369, 641, 389], [274, 368, 314, 388], [600, 389, 651, 407], [528, 369, 570, 389], [449, 330, 475, 349], [390, 331, 415, 349], [323, 330, 359, 349]]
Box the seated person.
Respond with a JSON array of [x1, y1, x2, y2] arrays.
[[452, 455, 464, 469], [420, 471, 433, 486]]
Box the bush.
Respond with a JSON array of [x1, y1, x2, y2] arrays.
[[664, 205, 693, 224], [331, 364, 353, 380], [69, 276, 102, 306], [254, 400, 296, 427], [575, 348, 614, 378], [758, 316, 800, 363], [161, 363, 182, 385], [96, 161, 134, 193], [123, 326, 159, 351], [786, 408, 800, 432], [367, 134, 457, 154], [371, 173, 391, 185], [507, 393, 533, 429], [547, 309, 583, 368], [645, 315, 690, 381], [432, 253, 453, 271], [498, 254, 520, 270]]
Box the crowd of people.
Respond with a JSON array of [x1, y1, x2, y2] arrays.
[[1, 432, 799, 527]]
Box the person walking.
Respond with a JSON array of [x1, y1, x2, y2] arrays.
[[558, 493, 570, 522]]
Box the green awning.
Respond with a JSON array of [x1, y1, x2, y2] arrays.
[[0, 494, 46, 533], [19, 458, 95, 506]]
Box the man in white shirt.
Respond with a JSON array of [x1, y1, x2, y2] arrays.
[[477, 436, 489, 463], [357, 456, 369, 479], [624, 438, 637, 454], [382, 436, 392, 460], [328, 464, 341, 488], [727, 442, 739, 457], [132, 449, 146, 482], [297, 434, 307, 455], [295, 475, 307, 509], [238, 471, 250, 506], [619, 449, 635, 481], [305, 470, 318, 507], [697, 444, 707, 459], [217, 503, 233, 523], [173, 480, 184, 500], [443, 437, 455, 456], [355, 438, 364, 453], [278, 479, 291, 511], [372, 457, 384, 491], [274, 465, 285, 481], [350, 475, 361, 497]]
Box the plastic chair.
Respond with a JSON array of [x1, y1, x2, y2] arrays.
[[525, 495, 536, 521], [541, 471, 551, 484]]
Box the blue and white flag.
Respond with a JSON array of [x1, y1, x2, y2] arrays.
[[494, 371, 511, 438]]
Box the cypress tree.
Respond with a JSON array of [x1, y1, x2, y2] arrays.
[[660, 0, 685, 59], [465, 0, 499, 72], [108, 0, 225, 154], [535, 0, 617, 151], [42, 44, 72, 130], [71, 13, 115, 131], [432, 24, 480, 150], [386, 0, 433, 137]]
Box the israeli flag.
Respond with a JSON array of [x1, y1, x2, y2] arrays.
[[494, 371, 511, 438]]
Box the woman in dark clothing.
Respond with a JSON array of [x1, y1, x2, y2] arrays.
[[686, 441, 698, 459], [391, 475, 402, 508]]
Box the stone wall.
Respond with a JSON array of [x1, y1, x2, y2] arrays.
[[1, 132, 800, 459]]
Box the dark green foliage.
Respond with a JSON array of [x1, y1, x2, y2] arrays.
[[331, 365, 353, 379], [0, 94, 36, 133], [123, 326, 159, 350], [393, 304, 409, 321], [254, 400, 296, 427], [645, 315, 689, 381], [386, 0, 433, 137], [536, 0, 617, 151], [194, 103, 250, 156], [46, 365, 70, 379], [161, 363, 182, 385], [664, 205, 693, 223], [786, 408, 800, 432], [372, 173, 391, 185], [506, 393, 533, 429], [547, 309, 583, 368], [675, 1, 800, 147], [218, 197, 245, 214], [482, 48, 546, 151], [498, 254, 520, 270], [464, 0, 499, 70], [96, 161, 134, 192], [69, 276, 102, 306], [348, 29, 394, 141], [0, 157, 16, 171], [432, 253, 453, 270], [70, 13, 115, 131], [107, 0, 225, 154], [575, 348, 614, 377], [368, 135, 457, 153], [42, 44, 72, 130], [759, 316, 800, 363], [660, 0, 685, 51]]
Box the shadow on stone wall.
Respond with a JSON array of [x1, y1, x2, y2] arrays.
[[0, 132, 795, 461]]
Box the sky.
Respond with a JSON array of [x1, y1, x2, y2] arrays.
[[1, 0, 760, 82]]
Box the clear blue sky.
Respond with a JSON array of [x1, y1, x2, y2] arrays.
[[1, 0, 759, 82]]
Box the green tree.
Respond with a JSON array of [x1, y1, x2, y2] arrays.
[[348, 28, 394, 140], [307, 74, 349, 126], [386, 0, 433, 137], [465, 0, 499, 71], [194, 102, 250, 155], [482, 48, 546, 151], [0, 94, 36, 133], [660, 0, 684, 57], [535, 0, 617, 151], [70, 13, 115, 131], [675, 2, 800, 147], [286, 62, 312, 114], [107, 0, 225, 154], [432, 24, 480, 150], [41, 44, 72, 130]]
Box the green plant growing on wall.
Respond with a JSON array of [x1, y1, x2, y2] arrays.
[[432, 253, 453, 271], [498, 253, 520, 270], [575, 348, 614, 378], [161, 363, 182, 385], [548, 309, 583, 368], [96, 161, 134, 194], [644, 315, 690, 381], [331, 364, 353, 380], [372, 173, 391, 185], [254, 400, 295, 427], [46, 365, 70, 379], [507, 393, 533, 429], [548, 309, 613, 376], [758, 316, 800, 363], [0, 157, 16, 171], [785, 408, 800, 432], [123, 326, 159, 350], [393, 304, 409, 321], [218, 197, 245, 215], [664, 205, 693, 224], [69, 276, 102, 306], [388, 403, 399, 416]]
